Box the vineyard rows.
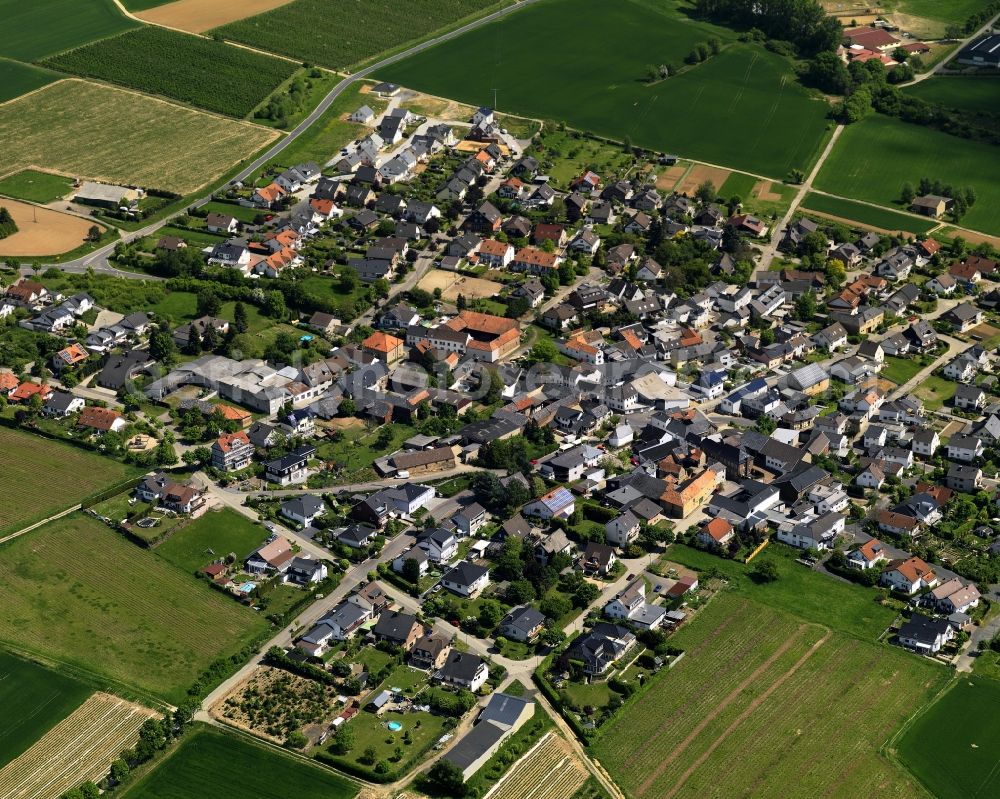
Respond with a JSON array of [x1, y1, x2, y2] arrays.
[[0, 692, 156, 799], [487, 733, 587, 799], [213, 0, 497, 70], [0, 427, 135, 534], [42, 27, 296, 117]]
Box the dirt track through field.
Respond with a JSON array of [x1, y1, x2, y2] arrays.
[[0, 199, 101, 256], [137, 0, 295, 32], [635, 625, 827, 797], [657, 630, 833, 799]]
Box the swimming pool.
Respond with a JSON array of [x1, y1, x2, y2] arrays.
[[387, 721, 402, 732], [238, 581, 256, 594]]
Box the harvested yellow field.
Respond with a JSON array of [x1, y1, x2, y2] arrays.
[[0, 692, 157, 799], [0, 79, 279, 195], [0, 199, 103, 257], [137, 0, 295, 34]]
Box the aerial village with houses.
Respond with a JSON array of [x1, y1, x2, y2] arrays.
[[4, 1, 1000, 798]]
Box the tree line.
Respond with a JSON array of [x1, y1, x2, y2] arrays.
[[691, 0, 842, 55]]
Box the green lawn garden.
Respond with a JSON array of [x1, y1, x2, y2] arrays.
[[880, 355, 927, 386], [0, 168, 74, 203], [154, 507, 269, 574]]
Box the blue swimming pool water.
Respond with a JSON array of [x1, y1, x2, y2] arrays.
[[388, 721, 402, 731], [238, 581, 256, 593]]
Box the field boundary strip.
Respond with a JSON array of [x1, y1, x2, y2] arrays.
[[0, 504, 82, 546]]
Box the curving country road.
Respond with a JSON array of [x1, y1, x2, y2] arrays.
[[37, 0, 543, 277]]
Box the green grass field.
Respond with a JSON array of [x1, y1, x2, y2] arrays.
[[914, 372, 958, 410], [881, 355, 927, 386], [0, 58, 60, 103], [801, 192, 939, 235], [905, 76, 1000, 118], [0, 169, 74, 203], [155, 508, 268, 574], [0, 427, 139, 536], [664, 544, 896, 639], [42, 27, 298, 118], [200, 201, 262, 224], [0, 0, 138, 62], [896, 0, 985, 25], [593, 592, 947, 799], [895, 676, 1000, 799], [0, 513, 269, 704], [213, 0, 499, 70], [814, 114, 1000, 237], [717, 172, 758, 201], [0, 649, 92, 768], [123, 724, 358, 799], [375, 0, 830, 177]]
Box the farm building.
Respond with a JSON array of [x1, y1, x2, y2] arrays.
[[75, 181, 138, 209]]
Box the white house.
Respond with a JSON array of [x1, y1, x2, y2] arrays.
[[947, 435, 984, 463], [441, 562, 490, 597], [280, 495, 326, 527], [881, 556, 937, 594], [605, 510, 641, 548], [392, 547, 430, 577], [418, 528, 458, 564], [776, 512, 845, 551]]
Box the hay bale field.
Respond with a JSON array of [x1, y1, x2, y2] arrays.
[[0, 80, 279, 195], [0, 199, 102, 257], [136, 0, 295, 33]]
